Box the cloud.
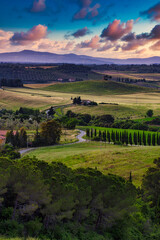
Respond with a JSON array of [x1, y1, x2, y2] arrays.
[[76, 35, 100, 49], [65, 27, 91, 39], [121, 32, 136, 42], [141, 2, 160, 22], [31, 0, 46, 13], [100, 19, 134, 41], [121, 39, 147, 51], [61, 41, 75, 51], [97, 42, 114, 52], [135, 48, 146, 54], [150, 40, 160, 51], [10, 25, 47, 45], [120, 24, 160, 51], [38, 39, 75, 52], [73, 0, 100, 20]]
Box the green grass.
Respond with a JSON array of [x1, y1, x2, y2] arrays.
[[26, 141, 159, 187], [64, 104, 151, 119], [43, 80, 152, 96]]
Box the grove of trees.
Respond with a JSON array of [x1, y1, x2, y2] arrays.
[[0, 155, 159, 239]]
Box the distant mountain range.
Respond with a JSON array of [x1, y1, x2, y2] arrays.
[[0, 50, 160, 65]]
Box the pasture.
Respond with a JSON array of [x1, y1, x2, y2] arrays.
[[26, 141, 159, 187]]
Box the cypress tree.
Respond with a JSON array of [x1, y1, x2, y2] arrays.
[[19, 127, 27, 148], [125, 131, 129, 145], [103, 131, 106, 142], [119, 132, 122, 143], [129, 133, 132, 145], [156, 132, 159, 145], [134, 132, 138, 145], [5, 130, 15, 146], [152, 133, 156, 146], [147, 133, 151, 146], [86, 128, 90, 138], [91, 129, 93, 139], [99, 130, 102, 140], [137, 132, 140, 144], [94, 128, 97, 137], [139, 134, 142, 145], [111, 131, 115, 143], [14, 130, 20, 148], [116, 131, 119, 142], [143, 131, 146, 146], [107, 131, 111, 143]]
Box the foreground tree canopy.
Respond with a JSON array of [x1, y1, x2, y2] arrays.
[[0, 155, 159, 239]]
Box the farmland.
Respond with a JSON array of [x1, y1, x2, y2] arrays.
[[1, 81, 160, 119]]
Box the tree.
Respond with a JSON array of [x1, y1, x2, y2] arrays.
[[129, 133, 132, 145], [147, 133, 151, 146], [107, 131, 110, 143], [19, 127, 27, 148], [94, 128, 97, 137], [143, 131, 146, 146], [146, 109, 153, 117], [152, 133, 156, 146], [5, 130, 15, 146], [134, 132, 138, 145], [86, 128, 90, 138], [142, 158, 160, 222], [40, 120, 61, 146]]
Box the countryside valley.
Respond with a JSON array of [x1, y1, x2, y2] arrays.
[[0, 61, 160, 239]]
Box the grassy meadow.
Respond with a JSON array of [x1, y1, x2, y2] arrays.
[[26, 141, 160, 187]]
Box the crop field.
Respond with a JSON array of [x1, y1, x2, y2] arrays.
[[99, 71, 160, 82], [26, 141, 159, 187]]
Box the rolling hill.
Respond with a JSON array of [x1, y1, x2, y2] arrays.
[[1, 50, 160, 65], [42, 80, 153, 95]]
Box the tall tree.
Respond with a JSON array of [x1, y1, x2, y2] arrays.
[[40, 120, 61, 146]]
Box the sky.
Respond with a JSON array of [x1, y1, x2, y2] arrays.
[[0, 0, 160, 58]]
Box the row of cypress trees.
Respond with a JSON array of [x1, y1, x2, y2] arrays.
[[86, 128, 160, 146]]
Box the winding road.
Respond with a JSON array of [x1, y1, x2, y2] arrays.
[[19, 130, 86, 155]]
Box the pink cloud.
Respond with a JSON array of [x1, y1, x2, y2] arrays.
[[76, 35, 100, 49], [73, 0, 100, 20], [150, 40, 160, 51], [10, 25, 47, 45], [121, 39, 147, 51], [141, 3, 160, 22], [31, 0, 46, 13], [101, 19, 134, 41]]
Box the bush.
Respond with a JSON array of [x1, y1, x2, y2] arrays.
[[24, 219, 43, 237], [146, 109, 153, 117], [0, 220, 23, 237]]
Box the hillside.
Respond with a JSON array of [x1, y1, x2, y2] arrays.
[[43, 80, 153, 95], [1, 50, 160, 65]]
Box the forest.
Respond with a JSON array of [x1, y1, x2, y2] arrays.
[[0, 152, 159, 240]]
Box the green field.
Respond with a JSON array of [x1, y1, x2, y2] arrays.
[[43, 80, 152, 95], [26, 141, 159, 187]]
